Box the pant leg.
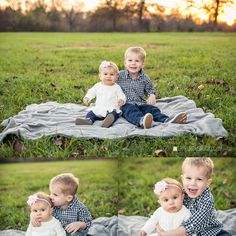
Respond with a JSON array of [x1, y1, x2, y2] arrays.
[[121, 103, 144, 127], [216, 229, 232, 236], [86, 111, 103, 123], [138, 104, 169, 123]]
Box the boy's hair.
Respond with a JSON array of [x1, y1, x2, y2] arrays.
[[124, 46, 146, 61], [182, 158, 214, 178], [99, 61, 119, 74], [50, 173, 79, 196]]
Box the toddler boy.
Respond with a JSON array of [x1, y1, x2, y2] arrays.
[[117, 46, 187, 128]]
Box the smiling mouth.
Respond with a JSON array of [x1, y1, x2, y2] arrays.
[[188, 188, 198, 194]]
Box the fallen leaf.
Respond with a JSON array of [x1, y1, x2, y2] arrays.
[[118, 209, 125, 214], [197, 84, 204, 90], [154, 149, 167, 157], [12, 139, 26, 152], [172, 146, 178, 152], [223, 179, 228, 185]]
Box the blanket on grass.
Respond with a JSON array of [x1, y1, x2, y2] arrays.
[[1, 209, 235, 236], [0, 96, 228, 142]]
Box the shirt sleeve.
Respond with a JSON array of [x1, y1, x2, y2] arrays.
[[144, 75, 156, 96], [77, 204, 92, 234], [141, 208, 161, 235], [84, 84, 98, 101], [182, 198, 214, 235]]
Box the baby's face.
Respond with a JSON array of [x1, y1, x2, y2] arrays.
[[158, 187, 184, 213], [50, 183, 71, 209], [30, 201, 52, 222], [99, 67, 118, 86], [182, 165, 212, 199]]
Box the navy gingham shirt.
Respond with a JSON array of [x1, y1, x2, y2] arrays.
[[53, 196, 92, 236], [182, 188, 222, 236], [117, 69, 156, 105]]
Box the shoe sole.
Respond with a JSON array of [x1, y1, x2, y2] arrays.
[[143, 113, 153, 129]]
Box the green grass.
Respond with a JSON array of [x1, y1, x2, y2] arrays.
[[0, 160, 118, 230], [0, 32, 236, 157], [118, 158, 236, 216]]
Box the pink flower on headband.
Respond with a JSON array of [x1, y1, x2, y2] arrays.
[[154, 181, 168, 195], [100, 61, 111, 68], [27, 195, 39, 205]]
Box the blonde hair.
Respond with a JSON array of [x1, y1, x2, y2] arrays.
[[124, 46, 146, 61], [50, 173, 79, 196], [182, 158, 214, 178], [99, 61, 119, 74]]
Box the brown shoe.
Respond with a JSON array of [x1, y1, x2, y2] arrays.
[[142, 113, 153, 129], [101, 114, 115, 128], [75, 118, 92, 125]]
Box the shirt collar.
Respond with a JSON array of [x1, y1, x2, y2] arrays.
[[125, 68, 145, 79]]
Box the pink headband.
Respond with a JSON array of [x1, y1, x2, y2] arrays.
[[154, 181, 182, 195], [27, 195, 51, 206], [100, 61, 111, 68]]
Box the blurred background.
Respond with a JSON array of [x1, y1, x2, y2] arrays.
[[0, 0, 236, 32]]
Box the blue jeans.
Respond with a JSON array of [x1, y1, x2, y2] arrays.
[[216, 229, 232, 236], [86, 110, 120, 123], [121, 103, 169, 127]]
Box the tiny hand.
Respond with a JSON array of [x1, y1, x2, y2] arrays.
[[83, 97, 90, 105], [146, 94, 156, 105], [65, 221, 86, 234], [156, 224, 164, 235], [139, 230, 147, 236], [117, 99, 125, 107], [31, 218, 41, 227]]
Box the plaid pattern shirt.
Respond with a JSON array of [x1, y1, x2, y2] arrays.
[[53, 196, 92, 236], [117, 69, 156, 105], [182, 188, 222, 236]]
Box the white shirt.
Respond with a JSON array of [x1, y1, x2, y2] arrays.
[[141, 206, 191, 236], [25, 216, 66, 236], [85, 82, 126, 117]]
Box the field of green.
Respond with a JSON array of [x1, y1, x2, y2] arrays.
[[0, 160, 118, 230], [0, 32, 235, 157]]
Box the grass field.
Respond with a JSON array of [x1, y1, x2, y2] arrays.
[[0, 32, 236, 157], [0, 160, 118, 230]]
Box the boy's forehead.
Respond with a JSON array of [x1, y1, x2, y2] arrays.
[[183, 164, 208, 175]]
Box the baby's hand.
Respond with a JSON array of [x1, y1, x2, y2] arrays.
[[117, 99, 125, 107], [146, 94, 156, 105], [83, 97, 90, 106], [65, 221, 86, 234], [139, 230, 147, 236], [30, 214, 41, 227]]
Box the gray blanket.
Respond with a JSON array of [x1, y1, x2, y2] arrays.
[[0, 96, 228, 142], [1, 209, 236, 236]]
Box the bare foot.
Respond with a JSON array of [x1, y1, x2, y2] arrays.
[[171, 113, 187, 124]]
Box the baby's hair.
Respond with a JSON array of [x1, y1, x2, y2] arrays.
[[182, 158, 214, 179], [154, 177, 183, 196], [99, 61, 119, 74], [50, 173, 79, 196], [124, 46, 147, 61], [28, 191, 53, 207]]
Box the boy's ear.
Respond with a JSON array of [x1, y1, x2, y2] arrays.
[[66, 195, 73, 202], [207, 178, 212, 187]]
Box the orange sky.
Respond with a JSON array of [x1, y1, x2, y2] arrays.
[[1, 0, 235, 25]]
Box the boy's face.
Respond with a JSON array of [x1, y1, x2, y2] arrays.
[[50, 183, 73, 209], [182, 165, 212, 199], [30, 200, 52, 222], [124, 52, 144, 77], [99, 67, 118, 86], [158, 187, 184, 213]]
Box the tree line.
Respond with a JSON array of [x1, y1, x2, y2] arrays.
[[0, 0, 235, 32]]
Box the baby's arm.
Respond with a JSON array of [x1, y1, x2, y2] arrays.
[[117, 85, 126, 107]]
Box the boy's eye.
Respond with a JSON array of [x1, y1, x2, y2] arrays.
[[197, 178, 202, 181]]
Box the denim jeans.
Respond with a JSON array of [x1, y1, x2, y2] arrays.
[[216, 229, 232, 236], [86, 110, 120, 123], [121, 103, 169, 127]]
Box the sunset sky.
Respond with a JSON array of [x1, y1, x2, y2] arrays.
[[1, 0, 235, 25]]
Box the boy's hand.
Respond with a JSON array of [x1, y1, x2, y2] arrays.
[[117, 99, 125, 107], [65, 221, 86, 234], [83, 97, 90, 105], [146, 94, 156, 105], [139, 230, 147, 236]]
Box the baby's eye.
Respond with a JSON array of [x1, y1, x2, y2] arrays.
[[33, 210, 37, 213], [185, 177, 191, 180], [164, 199, 168, 202]]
